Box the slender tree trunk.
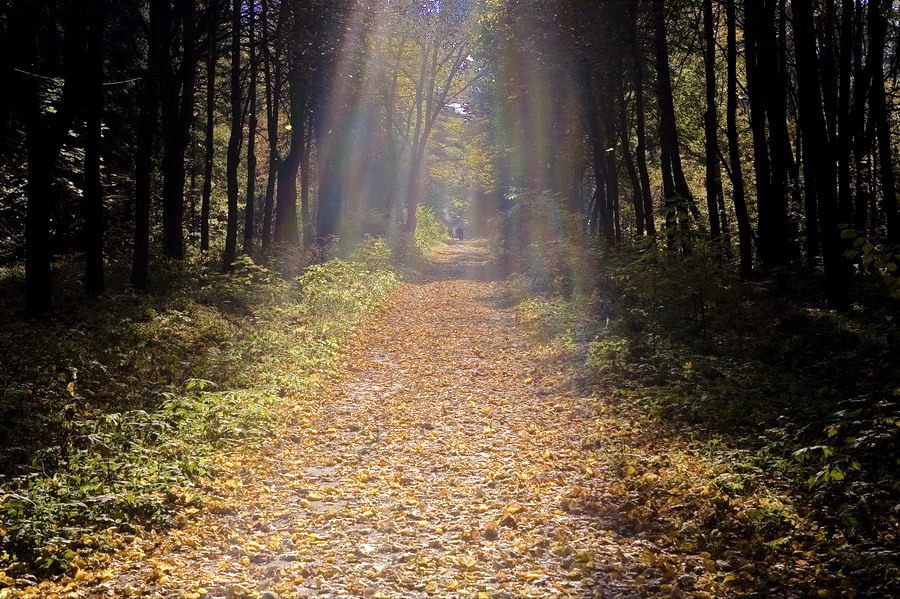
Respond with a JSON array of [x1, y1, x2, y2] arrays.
[[160, 1, 180, 258], [223, 0, 241, 270], [84, 0, 105, 295], [761, 0, 790, 268], [868, 0, 900, 242], [653, 0, 689, 246], [200, 0, 217, 253], [852, 0, 872, 231], [618, 80, 644, 237], [836, 0, 854, 223], [580, 61, 609, 241], [794, 0, 849, 308], [629, 2, 655, 237], [725, 0, 751, 276], [301, 114, 313, 246], [132, 0, 163, 291], [260, 0, 283, 254], [243, 4, 257, 255], [744, 0, 774, 267], [702, 0, 723, 242], [601, 73, 620, 243], [24, 107, 55, 314]]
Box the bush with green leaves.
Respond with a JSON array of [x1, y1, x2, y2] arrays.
[[513, 238, 899, 592], [414, 205, 448, 255], [0, 255, 398, 574]]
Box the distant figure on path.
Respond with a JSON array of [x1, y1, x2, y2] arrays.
[[454, 225, 465, 240]]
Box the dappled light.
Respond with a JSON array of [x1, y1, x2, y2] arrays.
[[1, 1, 899, 598]]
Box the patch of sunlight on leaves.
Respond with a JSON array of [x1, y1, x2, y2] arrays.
[[0, 255, 398, 576]]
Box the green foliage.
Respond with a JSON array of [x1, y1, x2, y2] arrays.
[[350, 236, 393, 270], [513, 239, 900, 594], [0, 255, 398, 574], [840, 227, 900, 299], [413, 205, 448, 255], [501, 191, 595, 298]]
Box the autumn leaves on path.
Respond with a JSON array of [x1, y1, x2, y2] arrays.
[[56, 243, 639, 598]]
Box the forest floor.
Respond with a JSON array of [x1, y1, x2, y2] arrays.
[[5, 242, 833, 599]]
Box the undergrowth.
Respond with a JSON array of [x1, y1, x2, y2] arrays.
[[512, 240, 899, 597], [0, 247, 398, 576]]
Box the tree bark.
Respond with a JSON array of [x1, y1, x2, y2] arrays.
[[653, 0, 692, 247], [243, 3, 258, 255], [629, 1, 655, 237], [868, 0, 900, 242], [702, 0, 723, 242], [793, 0, 848, 308], [223, 0, 241, 270], [132, 0, 163, 291], [273, 69, 303, 246], [725, 0, 751, 276], [200, 0, 217, 253], [84, 0, 105, 295], [260, 0, 284, 253]]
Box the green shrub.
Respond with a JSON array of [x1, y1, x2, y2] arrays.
[[414, 205, 448, 255], [0, 255, 398, 574]]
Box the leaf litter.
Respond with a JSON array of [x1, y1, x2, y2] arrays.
[[3, 243, 736, 598]]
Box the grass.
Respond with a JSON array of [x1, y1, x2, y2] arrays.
[[0, 245, 398, 576]]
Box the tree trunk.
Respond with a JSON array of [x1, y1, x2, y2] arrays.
[[702, 0, 723, 242], [83, 0, 104, 295], [759, 0, 790, 269], [629, 2, 655, 237], [793, 0, 849, 309], [132, 0, 163, 291], [243, 4, 257, 255], [301, 113, 313, 246], [24, 107, 55, 314], [273, 72, 303, 246], [725, 0, 751, 276], [260, 0, 283, 254], [836, 0, 854, 224], [223, 0, 241, 270], [653, 0, 690, 247], [868, 0, 900, 242], [200, 0, 217, 253]]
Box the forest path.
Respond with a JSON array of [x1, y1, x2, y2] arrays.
[[50, 241, 643, 598]]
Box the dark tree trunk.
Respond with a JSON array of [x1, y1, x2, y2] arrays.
[[223, 0, 241, 270], [580, 61, 609, 241], [243, 4, 258, 255], [629, 2, 655, 237], [836, 0, 854, 223], [83, 0, 105, 295], [273, 72, 304, 246], [160, 1, 179, 258], [744, 0, 775, 268], [725, 0, 751, 276], [24, 108, 55, 314], [702, 0, 723, 242], [260, 0, 284, 254], [760, 0, 790, 269], [300, 114, 313, 246], [868, 0, 900, 242], [794, 0, 849, 309], [851, 0, 872, 231], [653, 0, 691, 247], [618, 81, 644, 237], [19, 0, 86, 313], [132, 0, 163, 291], [200, 0, 217, 253], [601, 74, 621, 243]]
